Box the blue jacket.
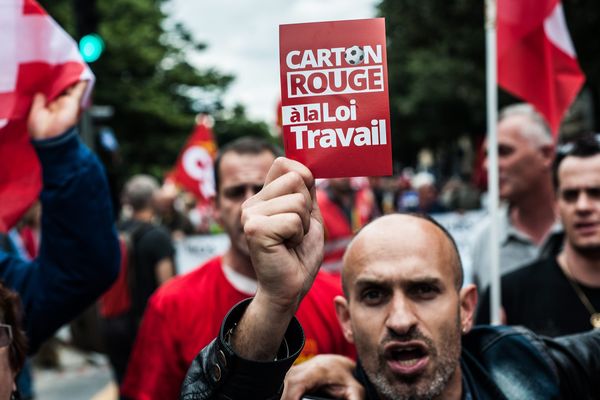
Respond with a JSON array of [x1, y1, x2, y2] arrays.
[[181, 299, 600, 400], [0, 127, 120, 353]]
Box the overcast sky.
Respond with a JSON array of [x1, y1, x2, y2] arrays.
[[168, 0, 379, 126]]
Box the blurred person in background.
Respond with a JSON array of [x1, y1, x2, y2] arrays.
[[368, 173, 406, 216], [0, 81, 120, 396], [470, 103, 561, 290], [0, 81, 119, 350], [318, 177, 375, 275], [406, 171, 448, 214], [100, 175, 175, 384], [153, 183, 195, 240], [121, 137, 355, 400], [0, 284, 27, 400], [440, 176, 481, 211], [477, 134, 600, 336]]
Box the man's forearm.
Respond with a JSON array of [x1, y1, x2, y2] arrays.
[[231, 292, 298, 361], [24, 127, 119, 350], [181, 299, 304, 400]]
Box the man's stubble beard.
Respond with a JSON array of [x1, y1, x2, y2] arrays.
[[367, 315, 462, 400]]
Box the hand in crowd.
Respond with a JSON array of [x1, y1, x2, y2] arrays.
[[27, 80, 87, 140], [230, 157, 323, 361], [282, 355, 364, 400], [241, 157, 324, 312]]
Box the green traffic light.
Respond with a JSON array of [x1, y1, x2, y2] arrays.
[[79, 34, 105, 63]]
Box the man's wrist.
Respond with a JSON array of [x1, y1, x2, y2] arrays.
[[253, 288, 300, 320], [231, 295, 297, 361], [31, 126, 77, 148]]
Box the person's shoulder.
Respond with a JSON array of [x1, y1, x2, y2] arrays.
[[502, 258, 551, 286], [464, 325, 543, 355], [463, 326, 562, 399], [140, 224, 171, 242]]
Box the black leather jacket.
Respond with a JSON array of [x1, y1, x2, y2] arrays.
[[181, 299, 600, 400]]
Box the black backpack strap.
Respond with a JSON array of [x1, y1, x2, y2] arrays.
[[122, 221, 155, 321]]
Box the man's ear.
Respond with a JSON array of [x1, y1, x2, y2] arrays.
[[540, 143, 556, 169], [334, 295, 354, 343], [459, 284, 478, 333]]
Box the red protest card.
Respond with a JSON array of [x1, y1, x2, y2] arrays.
[[279, 18, 392, 178]]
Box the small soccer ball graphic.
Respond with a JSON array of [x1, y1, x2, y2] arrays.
[[345, 45, 365, 65]]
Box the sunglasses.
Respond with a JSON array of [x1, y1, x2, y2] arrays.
[[0, 323, 12, 348], [559, 187, 600, 203], [221, 184, 264, 201]]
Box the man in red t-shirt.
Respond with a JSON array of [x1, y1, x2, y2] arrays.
[[121, 137, 355, 400]]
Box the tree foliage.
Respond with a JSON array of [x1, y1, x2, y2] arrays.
[[213, 105, 274, 147], [378, 0, 600, 166], [39, 0, 267, 178], [378, 0, 486, 166]]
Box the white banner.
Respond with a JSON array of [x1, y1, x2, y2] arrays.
[[175, 233, 230, 275]]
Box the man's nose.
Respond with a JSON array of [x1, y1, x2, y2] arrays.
[[242, 187, 255, 201], [385, 294, 418, 336], [575, 191, 593, 212]]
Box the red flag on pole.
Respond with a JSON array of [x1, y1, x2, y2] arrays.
[[168, 116, 218, 203], [0, 0, 95, 232], [497, 0, 585, 135]]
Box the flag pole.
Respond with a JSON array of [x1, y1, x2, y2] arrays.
[[485, 0, 501, 325]]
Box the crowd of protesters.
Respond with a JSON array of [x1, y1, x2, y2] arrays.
[[2, 87, 600, 400]]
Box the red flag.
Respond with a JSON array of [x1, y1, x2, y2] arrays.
[[168, 116, 218, 203], [0, 0, 94, 232], [497, 0, 585, 135]]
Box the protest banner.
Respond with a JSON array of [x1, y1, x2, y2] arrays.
[[279, 18, 392, 178], [174, 233, 230, 275], [432, 210, 488, 286]]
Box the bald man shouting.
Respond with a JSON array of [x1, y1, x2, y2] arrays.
[[180, 158, 599, 400]]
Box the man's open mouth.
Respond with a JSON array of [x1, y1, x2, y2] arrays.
[[384, 342, 430, 375]]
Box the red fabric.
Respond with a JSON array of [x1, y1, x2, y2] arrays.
[[0, 120, 41, 233], [121, 257, 355, 400], [318, 188, 373, 274], [169, 121, 217, 203], [19, 226, 38, 259], [98, 239, 131, 318], [497, 0, 585, 135], [0, 0, 94, 232], [23, 0, 45, 14]]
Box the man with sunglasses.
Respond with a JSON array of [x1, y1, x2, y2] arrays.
[[477, 134, 600, 337], [122, 137, 355, 400]]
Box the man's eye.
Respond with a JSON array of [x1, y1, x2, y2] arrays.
[[561, 189, 579, 203], [410, 284, 439, 299], [361, 289, 385, 305], [498, 145, 514, 157], [587, 188, 600, 200], [223, 185, 246, 200]]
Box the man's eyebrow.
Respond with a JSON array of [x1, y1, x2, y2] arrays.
[[354, 277, 388, 289], [404, 277, 443, 286], [353, 276, 443, 288]]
